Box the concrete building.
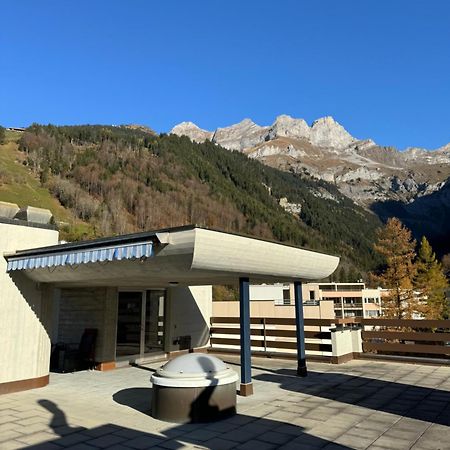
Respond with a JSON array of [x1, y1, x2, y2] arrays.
[[214, 283, 335, 320], [1, 214, 339, 396], [306, 283, 382, 319], [216, 282, 382, 319]]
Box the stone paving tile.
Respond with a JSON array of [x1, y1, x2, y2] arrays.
[[334, 432, 377, 449], [16, 415, 52, 426], [1, 441, 31, 450], [411, 424, 450, 450], [203, 420, 240, 433], [0, 409, 19, 417], [235, 439, 278, 450], [322, 445, 352, 450], [124, 435, 165, 449], [19, 442, 63, 450], [113, 427, 150, 439], [108, 445, 143, 450], [257, 430, 293, 445], [15, 430, 59, 445], [227, 414, 258, 425], [52, 424, 86, 436], [85, 433, 129, 448], [64, 444, 98, 450], [0, 429, 24, 443], [382, 426, 427, 442], [159, 438, 207, 449], [0, 421, 25, 432], [371, 435, 415, 449], [225, 429, 262, 443], [278, 433, 327, 449], [0, 415, 20, 424], [158, 439, 186, 449], [290, 416, 323, 430], [83, 424, 122, 437], [202, 437, 238, 450], [18, 421, 53, 434], [271, 423, 304, 436], [181, 429, 221, 442], [52, 432, 93, 447]]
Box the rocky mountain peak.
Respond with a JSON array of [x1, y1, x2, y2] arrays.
[[267, 115, 310, 140], [169, 114, 450, 211], [170, 121, 213, 143], [310, 116, 356, 149], [212, 119, 268, 151]]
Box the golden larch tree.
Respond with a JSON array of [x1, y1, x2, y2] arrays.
[[373, 217, 420, 319]]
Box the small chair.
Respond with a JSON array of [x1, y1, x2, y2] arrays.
[[51, 328, 98, 372]]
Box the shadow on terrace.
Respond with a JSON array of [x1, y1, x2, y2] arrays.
[[253, 367, 450, 427], [28, 394, 352, 450], [23, 355, 353, 449]]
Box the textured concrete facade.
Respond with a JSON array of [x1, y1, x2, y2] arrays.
[[0, 222, 58, 385], [164, 286, 212, 352], [58, 287, 118, 362]]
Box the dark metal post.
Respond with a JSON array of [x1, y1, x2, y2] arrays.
[[294, 281, 307, 376], [239, 277, 253, 396]]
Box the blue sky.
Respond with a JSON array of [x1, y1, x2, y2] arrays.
[[1, 1, 449, 149]]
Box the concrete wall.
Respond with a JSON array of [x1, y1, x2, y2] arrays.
[[0, 223, 58, 386], [58, 287, 118, 362], [212, 299, 335, 319], [250, 284, 284, 302], [165, 286, 212, 352]]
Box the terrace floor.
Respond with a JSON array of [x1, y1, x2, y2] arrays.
[[1, 356, 450, 450]]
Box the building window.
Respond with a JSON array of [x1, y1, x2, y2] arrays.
[[283, 289, 291, 305], [309, 290, 315, 300]]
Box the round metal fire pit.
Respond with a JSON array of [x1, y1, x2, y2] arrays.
[[150, 353, 238, 423]]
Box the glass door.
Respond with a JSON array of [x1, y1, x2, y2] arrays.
[[144, 290, 165, 353], [116, 290, 165, 359], [116, 291, 143, 358]]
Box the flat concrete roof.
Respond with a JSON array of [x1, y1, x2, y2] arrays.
[[5, 225, 340, 287]]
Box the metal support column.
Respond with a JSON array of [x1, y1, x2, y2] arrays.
[[294, 281, 307, 376], [239, 277, 253, 396]]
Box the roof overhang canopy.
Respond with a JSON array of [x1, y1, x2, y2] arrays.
[[4, 226, 340, 287]]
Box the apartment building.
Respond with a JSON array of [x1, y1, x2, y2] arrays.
[[240, 282, 383, 319], [302, 282, 383, 318]]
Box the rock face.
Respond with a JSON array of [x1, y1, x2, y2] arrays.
[[266, 115, 310, 140], [212, 119, 268, 151], [170, 115, 450, 208], [310, 116, 356, 149], [171, 122, 213, 143], [170, 114, 356, 150]]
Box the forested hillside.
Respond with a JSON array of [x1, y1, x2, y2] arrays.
[[11, 124, 382, 275]]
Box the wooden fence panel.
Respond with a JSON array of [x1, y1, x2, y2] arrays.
[[363, 341, 450, 356], [362, 330, 450, 342]]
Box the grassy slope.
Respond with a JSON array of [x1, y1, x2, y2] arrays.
[[0, 131, 93, 239]]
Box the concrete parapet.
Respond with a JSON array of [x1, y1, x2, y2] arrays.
[[14, 206, 53, 224], [0, 201, 19, 219], [330, 326, 362, 364]]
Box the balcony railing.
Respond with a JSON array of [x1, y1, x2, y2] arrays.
[[210, 316, 356, 363], [209, 316, 450, 364], [357, 318, 450, 360]]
